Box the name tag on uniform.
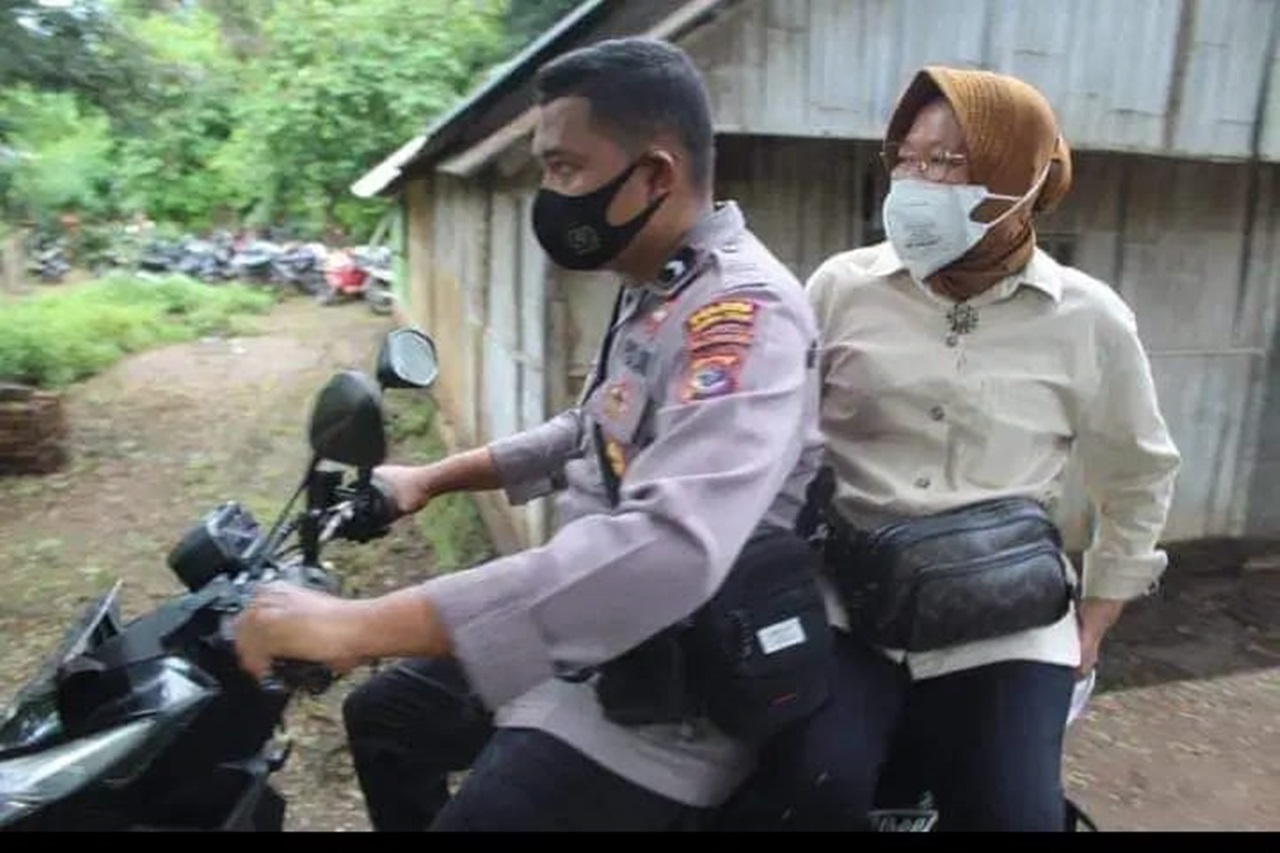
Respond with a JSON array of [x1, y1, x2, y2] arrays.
[[756, 617, 807, 655], [621, 337, 653, 375]]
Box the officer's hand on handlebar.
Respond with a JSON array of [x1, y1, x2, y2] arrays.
[[230, 581, 365, 684], [370, 464, 435, 518]]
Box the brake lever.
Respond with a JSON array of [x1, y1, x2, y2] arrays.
[[319, 501, 355, 544]]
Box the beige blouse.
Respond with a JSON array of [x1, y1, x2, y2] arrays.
[[806, 241, 1182, 680]]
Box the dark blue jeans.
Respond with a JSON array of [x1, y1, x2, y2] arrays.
[[719, 630, 1077, 832], [342, 657, 707, 832]]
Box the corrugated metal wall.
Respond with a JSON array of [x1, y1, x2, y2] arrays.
[[484, 178, 554, 544], [1241, 168, 1280, 536], [683, 0, 1280, 162]]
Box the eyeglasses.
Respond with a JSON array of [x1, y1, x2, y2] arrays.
[[880, 143, 968, 180]]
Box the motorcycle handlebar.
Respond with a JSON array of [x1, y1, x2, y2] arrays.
[[216, 580, 337, 698], [205, 475, 400, 697], [330, 475, 397, 544]]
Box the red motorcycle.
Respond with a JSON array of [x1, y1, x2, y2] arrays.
[[318, 246, 395, 315]]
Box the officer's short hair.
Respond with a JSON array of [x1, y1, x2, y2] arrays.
[[534, 37, 716, 190]]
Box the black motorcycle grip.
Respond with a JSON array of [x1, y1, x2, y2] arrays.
[[340, 475, 398, 542], [270, 658, 335, 696], [217, 609, 334, 696], [367, 475, 399, 523]]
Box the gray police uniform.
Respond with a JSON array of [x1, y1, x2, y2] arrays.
[[420, 201, 824, 808]]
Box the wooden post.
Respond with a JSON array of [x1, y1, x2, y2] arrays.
[[0, 228, 25, 294]]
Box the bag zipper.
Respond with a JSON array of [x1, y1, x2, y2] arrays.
[[869, 499, 1059, 554], [911, 539, 1063, 581]]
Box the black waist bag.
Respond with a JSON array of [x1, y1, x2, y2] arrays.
[[595, 525, 834, 745], [684, 525, 834, 744], [823, 497, 1074, 653]]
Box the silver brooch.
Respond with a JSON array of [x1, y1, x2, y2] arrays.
[[947, 303, 980, 337]]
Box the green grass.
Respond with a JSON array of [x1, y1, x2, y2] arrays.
[[384, 393, 495, 573], [0, 274, 278, 389]]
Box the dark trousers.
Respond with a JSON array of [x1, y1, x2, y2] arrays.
[[719, 630, 1077, 832], [342, 657, 706, 832], [344, 637, 1074, 832]]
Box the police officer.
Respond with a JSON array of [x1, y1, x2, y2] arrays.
[[231, 36, 826, 832]]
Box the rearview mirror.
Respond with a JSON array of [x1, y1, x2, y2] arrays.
[[307, 371, 387, 468], [377, 328, 439, 390]]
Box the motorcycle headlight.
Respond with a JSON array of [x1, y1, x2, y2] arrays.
[[0, 717, 156, 827]]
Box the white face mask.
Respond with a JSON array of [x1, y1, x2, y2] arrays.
[[882, 163, 1052, 283]]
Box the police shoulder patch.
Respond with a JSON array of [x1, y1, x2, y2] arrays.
[[686, 297, 760, 353], [680, 352, 745, 403], [678, 296, 762, 402]]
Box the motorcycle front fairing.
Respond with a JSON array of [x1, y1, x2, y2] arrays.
[[0, 582, 128, 758], [0, 577, 271, 830], [0, 660, 214, 830]]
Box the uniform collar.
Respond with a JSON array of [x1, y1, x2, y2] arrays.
[[683, 200, 746, 251], [638, 201, 746, 300], [867, 241, 1064, 305]]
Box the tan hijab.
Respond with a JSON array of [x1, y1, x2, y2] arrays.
[[885, 67, 1074, 301]]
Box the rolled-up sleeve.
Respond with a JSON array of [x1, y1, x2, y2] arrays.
[[486, 409, 585, 506], [1076, 307, 1182, 600], [422, 286, 815, 710]]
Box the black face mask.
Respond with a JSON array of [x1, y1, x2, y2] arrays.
[[532, 157, 669, 271]]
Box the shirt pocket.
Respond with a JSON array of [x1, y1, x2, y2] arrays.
[[959, 377, 1073, 489]]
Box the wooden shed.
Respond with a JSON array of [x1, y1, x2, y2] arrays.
[[355, 0, 1280, 555]]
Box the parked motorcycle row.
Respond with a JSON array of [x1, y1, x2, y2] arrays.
[[19, 227, 396, 315], [121, 232, 395, 313]]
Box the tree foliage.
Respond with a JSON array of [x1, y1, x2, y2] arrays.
[[0, 0, 554, 238], [0, 1, 158, 122], [504, 0, 583, 52]]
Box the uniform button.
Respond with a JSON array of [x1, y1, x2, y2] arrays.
[[930, 405, 946, 422], [915, 476, 932, 489]]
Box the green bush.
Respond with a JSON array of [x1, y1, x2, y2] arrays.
[[384, 394, 495, 573], [0, 274, 277, 388]]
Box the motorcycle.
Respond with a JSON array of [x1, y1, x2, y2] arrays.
[[229, 240, 283, 286], [318, 246, 395, 315], [136, 238, 184, 276], [26, 244, 70, 284], [172, 237, 235, 285], [0, 327, 441, 832], [270, 243, 328, 297]]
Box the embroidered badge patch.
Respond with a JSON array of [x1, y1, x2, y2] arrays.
[[680, 353, 744, 402], [642, 299, 677, 336], [602, 380, 630, 420], [687, 299, 759, 336], [678, 298, 759, 402], [604, 438, 628, 478], [686, 299, 759, 354]]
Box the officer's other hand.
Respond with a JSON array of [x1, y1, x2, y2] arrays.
[[371, 464, 434, 517]]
